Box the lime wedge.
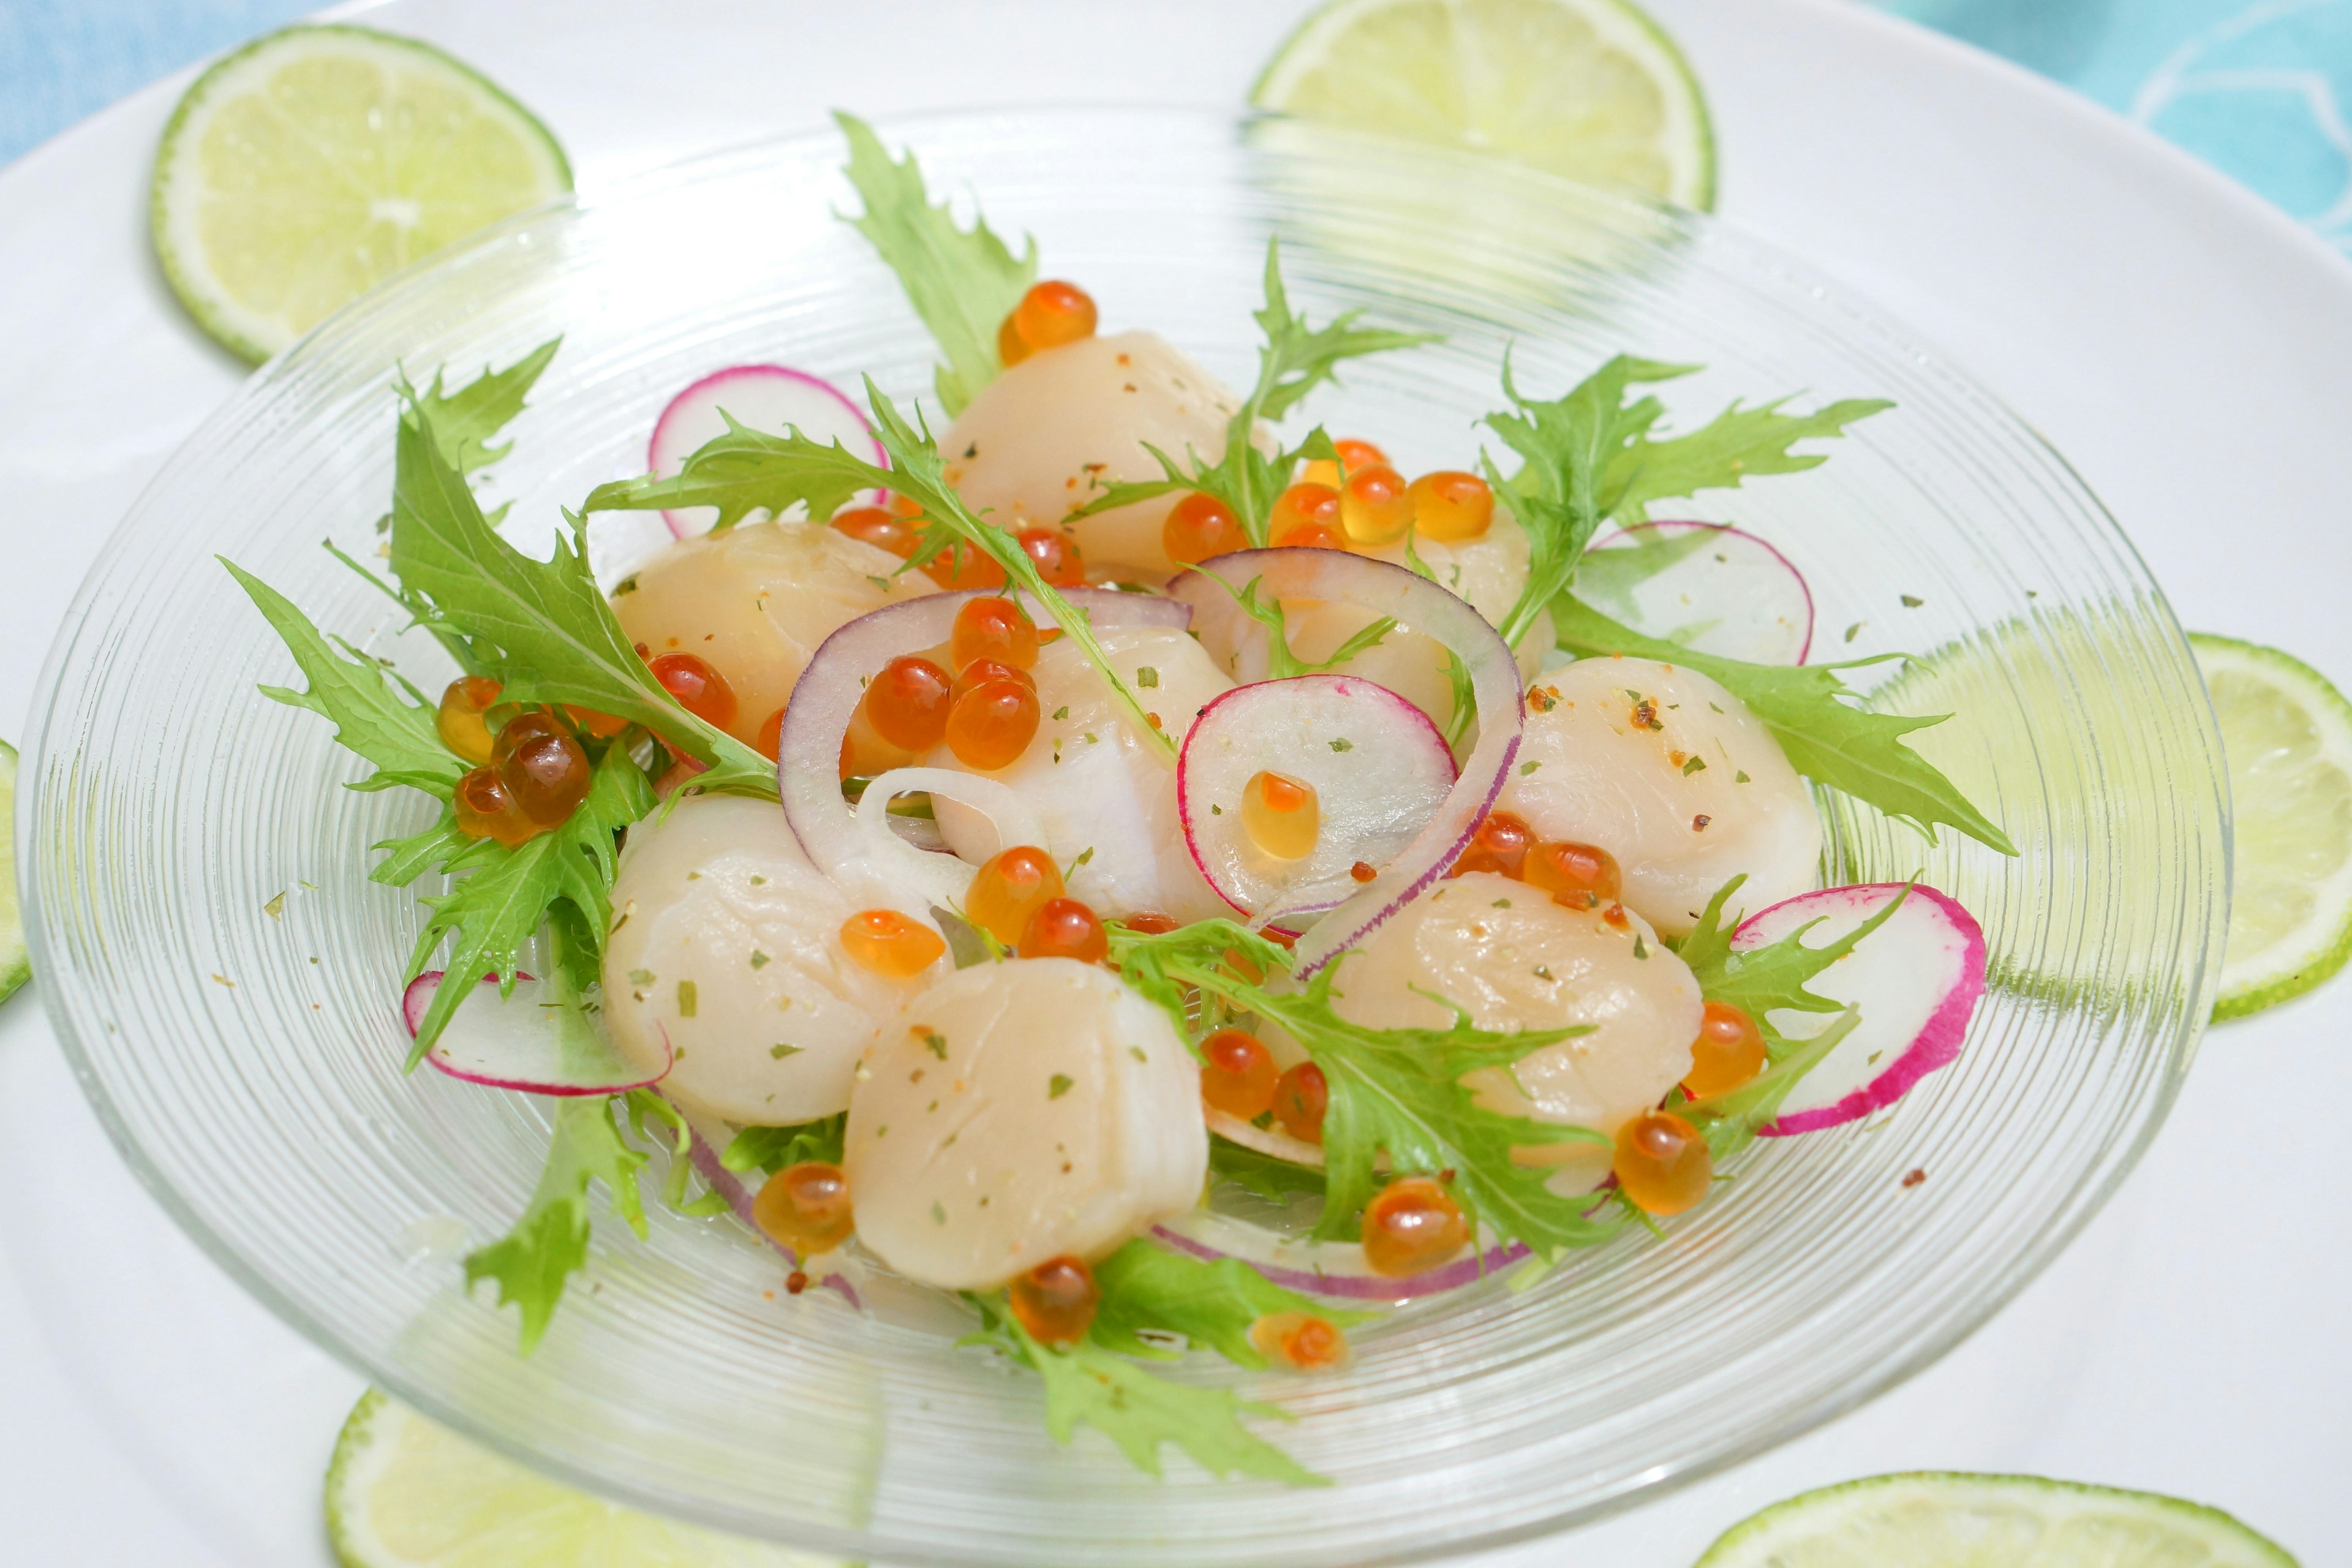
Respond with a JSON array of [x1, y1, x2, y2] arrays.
[[1695, 1472, 2297, 1567], [326, 1389, 828, 1567], [152, 26, 571, 363], [2192, 632, 2352, 1020], [1251, 0, 1715, 209], [0, 740, 26, 1005]]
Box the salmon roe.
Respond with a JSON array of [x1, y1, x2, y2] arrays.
[[950, 658, 1036, 702], [1199, 1028, 1279, 1120], [1684, 1001, 1767, 1100], [454, 766, 537, 848], [562, 704, 628, 739], [1250, 1310, 1351, 1371], [1451, 810, 1535, 878], [965, 845, 1066, 947], [1018, 897, 1109, 963], [649, 652, 737, 731], [839, 705, 920, 782], [755, 706, 786, 762], [492, 711, 590, 826], [1302, 437, 1389, 489], [864, 655, 954, 751], [1613, 1110, 1712, 1215], [1121, 912, 1180, 935], [1242, 770, 1320, 861], [831, 503, 920, 560], [1269, 482, 1344, 549], [1017, 526, 1085, 587], [1008, 1254, 1099, 1346], [1522, 840, 1623, 910], [1362, 1177, 1468, 1277], [946, 677, 1040, 769], [435, 676, 503, 763], [949, 596, 1040, 671], [1407, 470, 1494, 543], [1163, 491, 1246, 565], [1338, 463, 1414, 546], [839, 908, 946, 979], [998, 281, 1099, 368], [923, 539, 1008, 591], [1272, 1061, 1328, 1144], [752, 1161, 856, 1255]]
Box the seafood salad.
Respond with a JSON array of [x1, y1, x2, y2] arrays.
[[233, 113, 2004, 1482]]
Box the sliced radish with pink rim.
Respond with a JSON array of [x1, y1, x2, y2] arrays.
[[648, 366, 884, 540], [775, 587, 1191, 908], [1579, 521, 1814, 664], [1179, 674, 1456, 927], [1170, 549, 1523, 978], [1152, 1210, 1527, 1302], [1732, 883, 1988, 1135], [402, 971, 668, 1095]]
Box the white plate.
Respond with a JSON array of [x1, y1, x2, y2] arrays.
[[0, 1, 2343, 1564]]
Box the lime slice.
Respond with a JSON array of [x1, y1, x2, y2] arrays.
[[1695, 1472, 2297, 1567], [152, 25, 571, 363], [326, 1389, 828, 1567], [1251, 0, 1716, 209], [2191, 632, 2352, 1020], [0, 740, 27, 1005]]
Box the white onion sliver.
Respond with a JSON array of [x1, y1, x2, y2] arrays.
[[852, 767, 1046, 911], [1174, 549, 1523, 977]]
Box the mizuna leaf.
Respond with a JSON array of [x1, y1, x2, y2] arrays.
[[462, 1095, 647, 1353]]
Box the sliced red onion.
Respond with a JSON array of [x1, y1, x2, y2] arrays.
[[649, 365, 884, 538], [776, 587, 1189, 910], [1178, 674, 1456, 927], [403, 971, 666, 1095], [1581, 521, 1814, 664], [1152, 1211, 1528, 1302], [852, 766, 1046, 911], [1733, 883, 1987, 1136], [1169, 549, 1523, 977], [669, 1098, 861, 1308]]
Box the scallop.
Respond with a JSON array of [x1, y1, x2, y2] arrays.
[[1497, 658, 1821, 937], [845, 958, 1206, 1290], [601, 794, 925, 1123], [1283, 514, 1553, 728], [928, 624, 1234, 923], [611, 518, 934, 749], [1329, 872, 1702, 1191], [940, 331, 1245, 578]]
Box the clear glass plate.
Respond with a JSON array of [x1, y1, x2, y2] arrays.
[[22, 108, 2226, 1566]]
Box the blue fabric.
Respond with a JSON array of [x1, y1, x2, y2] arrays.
[[2, 1, 2348, 259]]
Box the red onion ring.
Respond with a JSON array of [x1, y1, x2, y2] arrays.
[[1169, 549, 1523, 977]]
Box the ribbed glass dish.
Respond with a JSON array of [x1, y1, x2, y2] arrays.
[[23, 110, 2225, 1566]]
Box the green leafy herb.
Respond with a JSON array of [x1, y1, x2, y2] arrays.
[[390, 396, 774, 794], [402, 749, 653, 1059], [1090, 1238, 1371, 1369], [722, 1114, 848, 1177], [224, 562, 464, 798], [1603, 394, 1892, 525], [407, 337, 563, 480], [1677, 875, 1914, 1024], [462, 1095, 646, 1352], [971, 1301, 1322, 1485], [1551, 598, 2015, 854], [581, 413, 880, 535], [835, 112, 1036, 416], [1071, 243, 1433, 541]]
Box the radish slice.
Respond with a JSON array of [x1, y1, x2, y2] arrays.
[[1178, 675, 1457, 926], [402, 971, 667, 1095], [1578, 521, 1814, 664], [1732, 883, 1988, 1136], [1206, 1109, 1325, 1167], [1170, 549, 1523, 978], [775, 587, 1191, 909], [648, 365, 885, 540], [852, 766, 1047, 911], [1152, 1212, 1528, 1302]]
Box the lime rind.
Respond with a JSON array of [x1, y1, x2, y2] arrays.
[[2190, 631, 2352, 1021], [152, 24, 572, 364], [0, 739, 27, 1006], [1250, 0, 1716, 210], [1696, 1471, 2298, 1567]]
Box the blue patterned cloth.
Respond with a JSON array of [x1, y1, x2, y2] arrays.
[[4, 0, 2349, 258]]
